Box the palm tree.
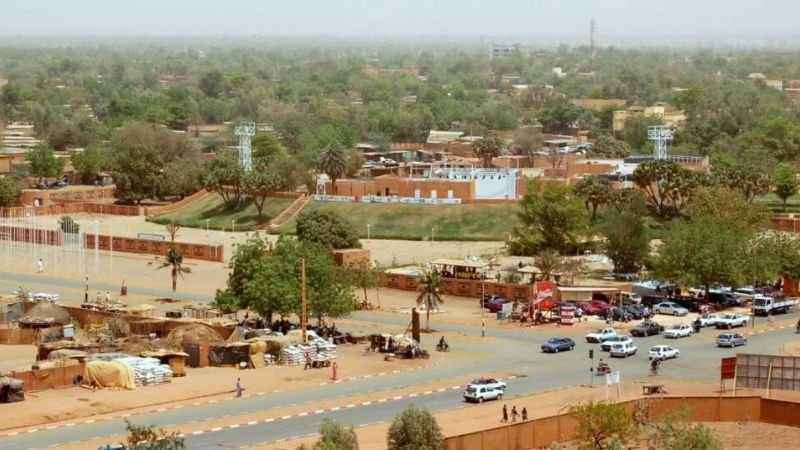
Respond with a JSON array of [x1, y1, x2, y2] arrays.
[[415, 270, 444, 331], [535, 249, 564, 281], [472, 135, 505, 168], [318, 144, 348, 195], [159, 245, 192, 294]]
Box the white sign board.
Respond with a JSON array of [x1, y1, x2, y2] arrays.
[[137, 232, 166, 241]]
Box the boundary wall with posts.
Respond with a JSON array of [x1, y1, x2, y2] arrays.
[[445, 395, 796, 450], [84, 234, 224, 262]]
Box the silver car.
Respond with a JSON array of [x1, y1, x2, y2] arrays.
[[716, 333, 747, 348]]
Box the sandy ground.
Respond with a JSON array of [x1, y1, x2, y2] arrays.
[[242, 381, 800, 450], [0, 343, 444, 432]]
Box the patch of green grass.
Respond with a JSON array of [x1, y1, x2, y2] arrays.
[[148, 194, 295, 231], [273, 202, 518, 241], [754, 193, 800, 213]]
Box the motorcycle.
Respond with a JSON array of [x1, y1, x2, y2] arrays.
[[595, 364, 611, 375], [436, 342, 450, 352]]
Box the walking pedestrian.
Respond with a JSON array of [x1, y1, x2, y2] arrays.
[[501, 404, 508, 423], [105, 291, 111, 302], [36, 258, 43, 273], [235, 377, 243, 397], [511, 406, 518, 423], [522, 407, 528, 421], [96, 291, 101, 302], [304, 350, 312, 370]]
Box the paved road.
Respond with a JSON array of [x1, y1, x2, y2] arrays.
[[7, 313, 797, 449]]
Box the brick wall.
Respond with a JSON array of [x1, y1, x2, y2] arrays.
[[84, 234, 224, 262]]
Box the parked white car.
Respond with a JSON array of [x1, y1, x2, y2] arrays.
[[609, 341, 637, 358], [648, 345, 680, 360], [715, 314, 749, 329], [663, 323, 693, 338], [585, 328, 618, 343], [698, 314, 722, 327], [655, 302, 689, 316]]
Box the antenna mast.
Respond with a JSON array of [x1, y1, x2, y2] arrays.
[[234, 122, 256, 172], [648, 126, 673, 160], [590, 19, 597, 72]]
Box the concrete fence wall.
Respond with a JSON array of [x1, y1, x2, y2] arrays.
[[381, 273, 533, 300]]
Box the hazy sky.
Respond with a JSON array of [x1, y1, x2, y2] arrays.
[[2, 0, 795, 37]]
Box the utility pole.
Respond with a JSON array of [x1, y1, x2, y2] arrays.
[[301, 259, 308, 343]]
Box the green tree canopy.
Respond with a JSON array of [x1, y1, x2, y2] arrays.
[[570, 401, 637, 450], [71, 145, 110, 185], [252, 133, 289, 160], [472, 134, 505, 168], [215, 236, 355, 323], [655, 215, 749, 298], [573, 175, 614, 220], [633, 159, 701, 219], [313, 417, 359, 450], [386, 404, 444, 450], [591, 134, 632, 158], [509, 181, 590, 255], [26, 144, 64, 181], [773, 163, 798, 212], [296, 210, 361, 250], [0, 176, 20, 207], [204, 150, 245, 209], [599, 210, 650, 276]]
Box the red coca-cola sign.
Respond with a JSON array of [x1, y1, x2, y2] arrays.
[[532, 281, 556, 310]]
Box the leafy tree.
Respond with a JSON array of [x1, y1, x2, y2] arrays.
[[314, 417, 359, 450], [243, 158, 303, 223], [415, 270, 444, 331], [386, 404, 444, 450], [513, 126, 544, 163], [0, 176, 19, 207], [685, 186, 769, 230], [159, 157, 205, 200], [773, 163, 798, 212], [26, 144, 64, 182], [599, 211, 649, 275], [509, 181, 590, 255], [591, 135, 632, 158], [214, 235, 272, 318], [216, 236, 355, 323], [159, 245, 191, 294], [71, 145, 110, 185], [655, 215, 749, 300], [709, 156, 771, 203], [569, 401, 637, 450], [111, 143, 162, 203], [472, 134, 505, 168], [754, 233, 800, 281], [318, 144, 349, 195], [204, 150, 245, 209], [342, 259, 381, 306], [573, 176, 614, 220], [199, 69, 225, 98], [743, 115, 800, 162], [633, 160, 700, 219], [296, 210, 361, 250], [646, 406, 722, 450], [621, 115, 664, 151], [124, 419, 184, 450], [252, 133, 289, 160], [59, 216, 80, 234]]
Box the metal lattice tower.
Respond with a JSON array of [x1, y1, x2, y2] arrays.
[[648, 125, 673, 160], [234, 122, 256, 172]]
